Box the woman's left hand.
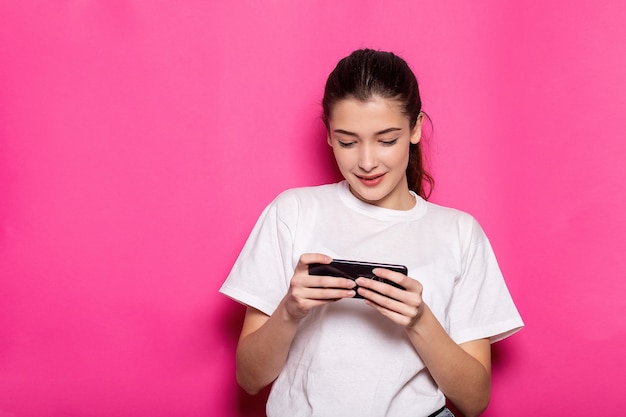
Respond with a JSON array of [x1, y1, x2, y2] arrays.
[[355, 268, 425, 329]]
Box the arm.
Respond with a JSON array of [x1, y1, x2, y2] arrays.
[[356, 270, 491, 417], [235, 305, 297, 394], [235, 253, 356, 395], [405, 307, 491, 417]]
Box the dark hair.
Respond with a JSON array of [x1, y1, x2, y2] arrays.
[[322, 49, 434, 200]]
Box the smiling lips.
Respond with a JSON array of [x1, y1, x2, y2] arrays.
[[356, 173, 385, 186]]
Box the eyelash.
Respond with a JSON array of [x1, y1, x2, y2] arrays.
[[337, 138, 399, 148]]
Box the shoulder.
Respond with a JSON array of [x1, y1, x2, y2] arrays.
[[269, 182, 340, 220], [273, 183, 339, 206], [422, 200, 490, 247], [423, 200, 478, 228]]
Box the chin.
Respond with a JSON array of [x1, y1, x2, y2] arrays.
[[352, 186, 387, 204]]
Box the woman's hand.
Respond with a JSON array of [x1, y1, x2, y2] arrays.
[[283, 253, 356, 321], [355, 268, 425, 329], [236, 253, 354, 394], [356, 269, 492, 416]]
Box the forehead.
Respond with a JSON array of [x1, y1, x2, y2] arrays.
[[328, 96, 409, 131]]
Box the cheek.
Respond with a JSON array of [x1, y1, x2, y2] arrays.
[[401, 149, 411, 167], [383, 146, 410, 168], [332, 149, 355, 169]]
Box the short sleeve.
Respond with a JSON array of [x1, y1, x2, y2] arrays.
[[219, 195, 297, 316], [447, 218, 524, 344]]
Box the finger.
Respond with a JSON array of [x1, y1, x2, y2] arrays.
[[371, 269, 423, 297], [304, 275, 356, 290], [371, 268, 408, 284], [359, 289, 422, 327], [355, 276, 407, 301], [359, 292, 406, 321], [356, 282, 421, 315], [356, 285, 404, 310], [298, 253, 332, 269], [307, 287, 356, 300], [295, 285, 356, 300]]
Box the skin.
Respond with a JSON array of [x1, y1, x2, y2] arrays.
[[326, 96, 421, 211], [236, 96, 492, 417]]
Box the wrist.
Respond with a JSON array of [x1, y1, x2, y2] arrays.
[[278, 299, 304, 325], [405, 303, 434, 336]]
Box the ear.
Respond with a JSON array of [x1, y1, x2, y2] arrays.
[[410, 113, 424, 145], [326, 133, 333, 147]]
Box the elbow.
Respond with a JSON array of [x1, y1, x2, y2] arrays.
[[236, 366, 273, 396], [463, 404, 489, 417], [235, 348, 261, 395], [235, 349, 279, 395], [239, 383, 260, 396], [452, 379, 490, 417], [458, 391, 490, 417], [236, 371, 262, 396]]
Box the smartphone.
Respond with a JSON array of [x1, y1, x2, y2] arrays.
[[308, 259, 407, 299]]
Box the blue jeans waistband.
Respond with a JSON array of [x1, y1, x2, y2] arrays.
[[428, 406, 454, 417]]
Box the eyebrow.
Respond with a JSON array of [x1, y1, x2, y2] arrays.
[[332, 127, 402, 137]]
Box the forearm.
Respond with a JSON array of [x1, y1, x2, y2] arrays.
[[407, 305, 491, 417], [236, 302, 300, 394], [236, 253, 357, 395]]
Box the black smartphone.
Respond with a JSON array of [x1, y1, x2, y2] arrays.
[[308, 259, 407, 299]]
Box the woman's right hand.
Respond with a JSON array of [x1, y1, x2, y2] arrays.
[[236, 253, 355, 394], [283, 253, 356, 321]]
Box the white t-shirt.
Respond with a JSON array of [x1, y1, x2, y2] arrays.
[[220, 181, 523, 417]]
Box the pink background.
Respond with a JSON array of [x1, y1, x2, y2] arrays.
[[1, 1, 625, 416]]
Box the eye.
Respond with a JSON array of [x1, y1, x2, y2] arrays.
[[338, 140, 356, 148], [381, 138, 399, 146]]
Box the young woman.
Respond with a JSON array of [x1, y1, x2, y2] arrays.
[[220, 49, 523, 417]]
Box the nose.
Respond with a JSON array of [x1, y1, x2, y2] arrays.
[[358, 143, 378, 172]]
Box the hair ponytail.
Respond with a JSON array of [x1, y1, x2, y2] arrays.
[[322, 49, 434, 200]]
